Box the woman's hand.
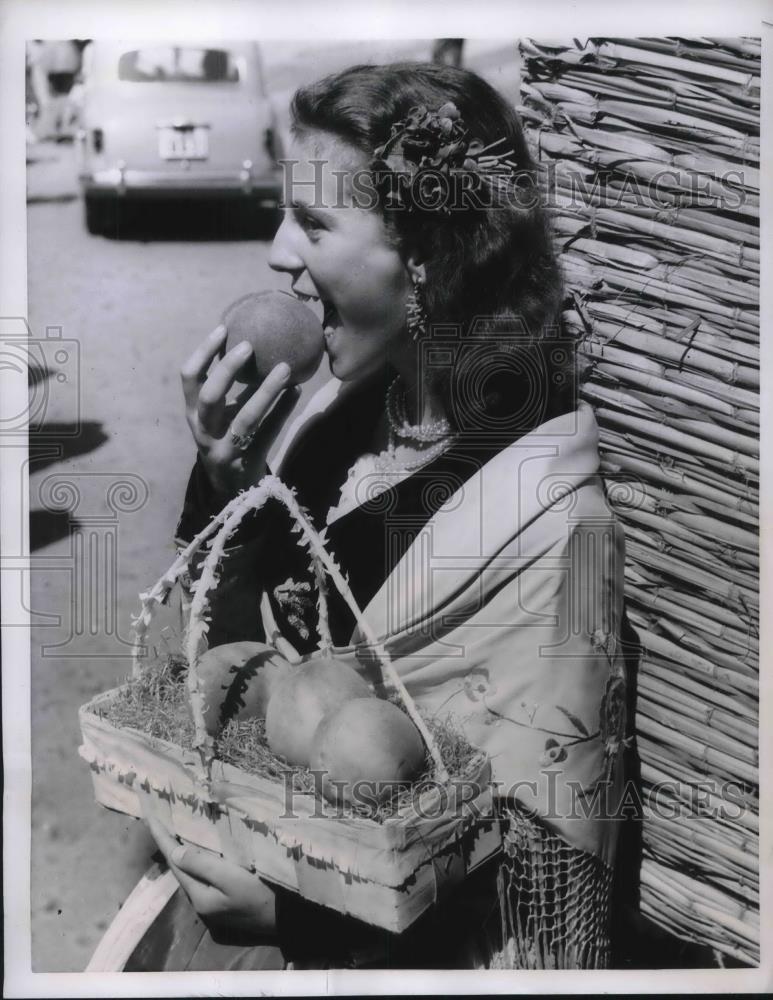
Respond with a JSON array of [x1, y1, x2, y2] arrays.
[[146, 814, 277, 936], [180, 325, 301, 500]]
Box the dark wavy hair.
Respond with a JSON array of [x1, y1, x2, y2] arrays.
[[290, 62, 574, 436]]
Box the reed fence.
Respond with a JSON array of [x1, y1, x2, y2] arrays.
[[519, 36, 760, 965]]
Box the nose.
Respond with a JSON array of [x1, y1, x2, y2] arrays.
[[268, 211, 304, 277]]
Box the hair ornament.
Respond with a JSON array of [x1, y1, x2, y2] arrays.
[[370, 102, 518, 213]]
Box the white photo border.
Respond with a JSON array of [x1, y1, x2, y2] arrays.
[[1, 0, 770, 995]]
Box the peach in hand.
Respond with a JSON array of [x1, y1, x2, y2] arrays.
[[222, 290, 324, 386]]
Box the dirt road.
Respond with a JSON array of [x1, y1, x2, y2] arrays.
[[26, 40, 520, 971]]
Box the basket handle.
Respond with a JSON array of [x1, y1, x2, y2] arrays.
[[132, 475, 449, 783], [130, 490, 257, 677]]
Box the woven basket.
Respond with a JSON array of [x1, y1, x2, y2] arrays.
[[78, 475, 501, 934]]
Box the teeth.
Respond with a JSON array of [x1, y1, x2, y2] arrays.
[[292, 288, 326, 325]]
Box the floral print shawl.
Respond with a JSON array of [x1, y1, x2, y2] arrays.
[[273, 389, 629, 866]]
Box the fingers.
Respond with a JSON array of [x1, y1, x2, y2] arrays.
[[173, 849, 277, 931], [228, 363, 293, 441], [144, 815, 202, 881], [165, 861, 225, 915], [171, 845, 245, 888], [197, 342, 254, 434], [144, 814, 228, 906], [145, 813, 235, 889], [230, 382, 260, 414], [255, 383, 302, 446], [143, 814, 277, 929], [180, 325, 228, 410]]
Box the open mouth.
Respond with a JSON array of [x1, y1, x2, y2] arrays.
[[290, 286, 339, 337], [322, 301, 340, 333], [290, 287, 324, 324]]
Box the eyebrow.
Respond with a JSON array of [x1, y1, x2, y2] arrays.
[[290, 200, 338, 223]]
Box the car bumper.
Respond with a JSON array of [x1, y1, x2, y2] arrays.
[[80, 167, 282, 201]]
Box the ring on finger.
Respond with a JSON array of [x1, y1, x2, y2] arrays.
[[230, 427, 255, 452]]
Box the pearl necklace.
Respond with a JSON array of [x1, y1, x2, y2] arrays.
[[327, 382, 455, 524], [373, 436, 455, 474], [375, 376, 456, 474], [385, 375, 452, 443]]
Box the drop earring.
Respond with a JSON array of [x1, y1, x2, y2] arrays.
[[406, 278, 428, 342]]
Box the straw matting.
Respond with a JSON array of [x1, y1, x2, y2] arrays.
[[519, 37, 760, 965]]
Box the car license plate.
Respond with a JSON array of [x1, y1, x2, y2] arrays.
[[158, 127, 208, 160]]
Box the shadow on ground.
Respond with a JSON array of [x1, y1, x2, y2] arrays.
[[29, 420, 110, 473], [28, 420, 108, 551], [30, 509, 82, 551]]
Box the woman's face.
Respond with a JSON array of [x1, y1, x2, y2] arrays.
[[269, 129, 413, 382]]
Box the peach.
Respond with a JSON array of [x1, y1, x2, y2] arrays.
[[195, 641, 292, 735], [222, 290, 324, 385], [264, 657, 372, 766], [310, 697, 426, 806]]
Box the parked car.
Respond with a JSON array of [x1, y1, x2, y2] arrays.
[[75, 41, 285, 234]]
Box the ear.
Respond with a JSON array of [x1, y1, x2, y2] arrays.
[[405, 254, 427, 285]]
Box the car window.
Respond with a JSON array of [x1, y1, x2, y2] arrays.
[[117, 46, 240, 82]]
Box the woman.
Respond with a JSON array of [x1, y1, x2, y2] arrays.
[[129, 61, 630, 971]]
